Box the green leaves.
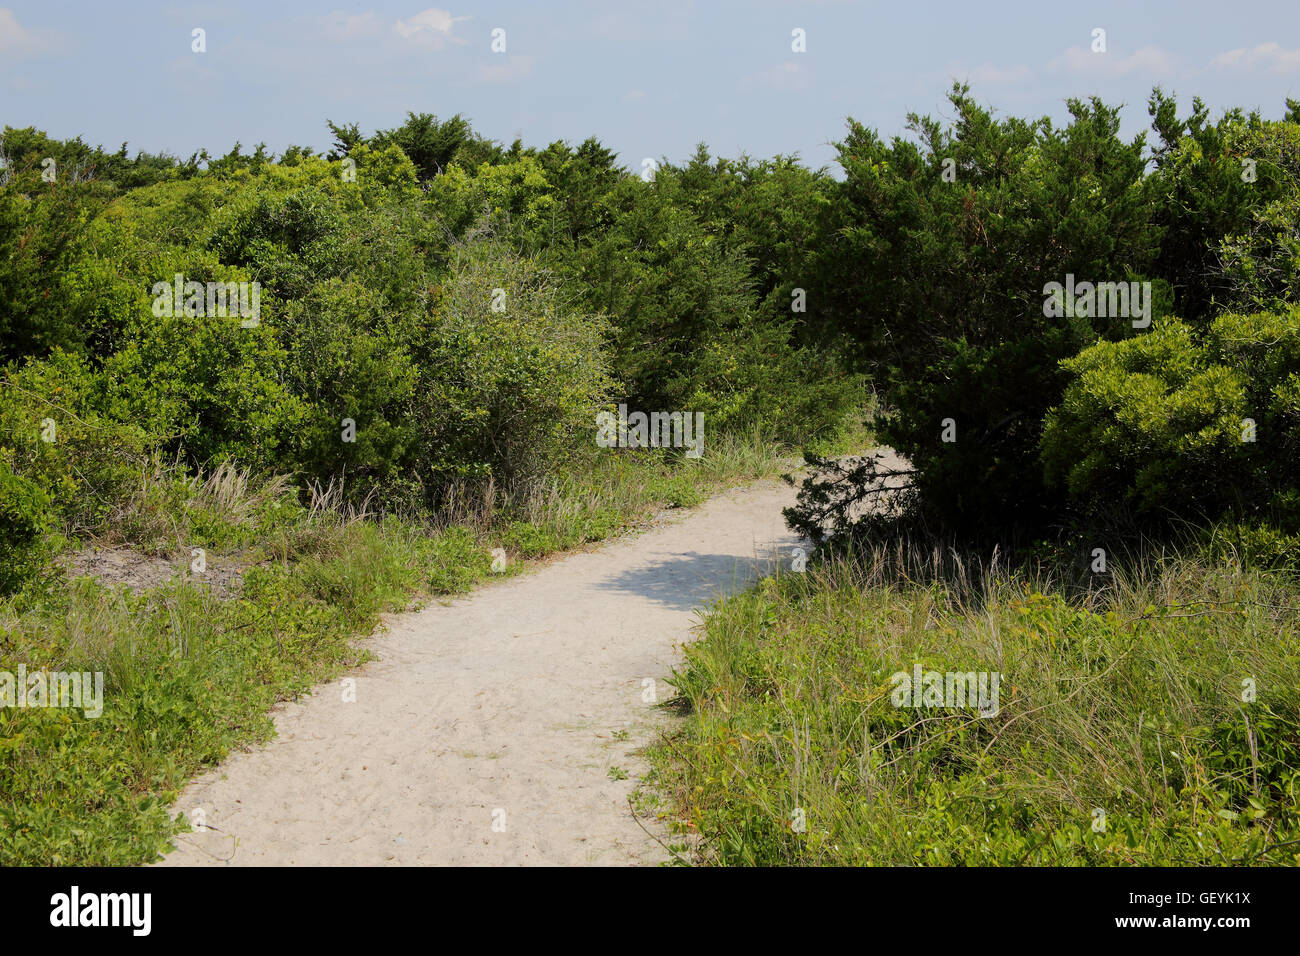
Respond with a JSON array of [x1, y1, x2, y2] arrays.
[[1043, 307, 1300, 527], [0, 459, 53, 594], [418, 234, 612, 490], [810, 84, 1166, 537]]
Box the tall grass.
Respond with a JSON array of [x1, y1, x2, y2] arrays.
[[434, 429, 793, 557], [647, 536, 1300, 865]]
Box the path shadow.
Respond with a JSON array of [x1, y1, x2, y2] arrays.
[[591, 544, 797, 611]]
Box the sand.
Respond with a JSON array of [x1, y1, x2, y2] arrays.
[[156, 476, 804, 866]]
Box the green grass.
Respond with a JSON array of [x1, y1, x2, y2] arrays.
[[0, 431, 791, 866], [646, 538, 1300, 866], [1, 520, 421, 865]]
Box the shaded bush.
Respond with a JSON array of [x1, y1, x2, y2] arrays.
[[802, 84, 1164, 537], [278, 279, 419, 505]]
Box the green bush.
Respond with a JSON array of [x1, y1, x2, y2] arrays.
[[1144, 91, 1297, 324], [426, 156, 555, 245], [676, 320, 864, 446], [1207, 112, 1300, 314], [801, 85, 1164, 536], [0, 351, 152, 534], [0, 460, 52, 593], [0, 142, 118, 362], [415, 233, 613, 490], [104, 312, 307, 472], [1041, 320, 1249, 516], [277, 279, 419, 505], [1042, 307, 1300, 527], [791, 89, 1299, 541]]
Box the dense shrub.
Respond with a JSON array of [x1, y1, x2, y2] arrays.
[[0, 180, 108, 362], [365, 112, 506, 181], [104, 310, 307, 472], [413, 234, 613, 490], [1041, 307, 1300, 529], [678, 320, 863, 445], [790, 87, 1298, 543], [1147, 91, 1300, 321], [0, 351, 152, 534], [277, 279, 419, 503], [0, 460, 52, 593], [426, 156, 556, 245], [207, 186, 349, 300], [800, 85, 1164, 537]]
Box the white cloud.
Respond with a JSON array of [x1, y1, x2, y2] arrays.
[[622, 89, 647, 102], [1212, 42, 1300, 73], [1049, 44, 1174, 77], [0, 7, 51, 56], [393, 8, 469, 47]]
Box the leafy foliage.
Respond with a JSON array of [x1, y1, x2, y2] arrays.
[[789, 86, 1299, 543], [797, 85, 1164, 536], [1042, 308, 1300, 527], [0, 460, 51, 594]]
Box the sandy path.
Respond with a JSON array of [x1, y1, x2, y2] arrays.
[[157, 476, 803, 866]]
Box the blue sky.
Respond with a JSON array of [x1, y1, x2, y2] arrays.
[[2, 1, 1298, 174]]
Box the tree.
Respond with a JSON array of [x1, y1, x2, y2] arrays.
[[798, 84, 1163, 538]]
